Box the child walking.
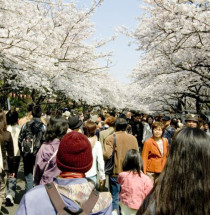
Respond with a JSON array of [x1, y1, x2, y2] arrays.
[[117, 149, 153, 215]]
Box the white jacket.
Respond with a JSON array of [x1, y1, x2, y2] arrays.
[[85, 138, 105, 180], [7, 124, 22, 156]]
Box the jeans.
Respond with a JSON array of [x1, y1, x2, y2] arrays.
[[0, 173, 7, 209], [6, 156, 21, 200], [25, 173, 33, 192], [109, 176, 121, 214], [6, 177, 16, 198], [23, 154, 35, 192]]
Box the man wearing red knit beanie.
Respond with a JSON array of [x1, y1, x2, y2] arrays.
[[16, 132, 112, 215]]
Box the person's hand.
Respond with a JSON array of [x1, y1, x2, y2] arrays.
[[99, 179, 105, 191], [9, 173, 15, 178]]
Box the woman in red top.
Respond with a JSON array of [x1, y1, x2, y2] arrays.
[[142, 122, 169, 181]]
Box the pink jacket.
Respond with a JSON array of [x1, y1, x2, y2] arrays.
[[118, 171, 153, 210]]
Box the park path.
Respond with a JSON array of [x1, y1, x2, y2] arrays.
[[1, 160, 25, 215]]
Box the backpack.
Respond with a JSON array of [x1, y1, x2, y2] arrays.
[[45, 182, 99, 215], [21, 120, 44, 156]]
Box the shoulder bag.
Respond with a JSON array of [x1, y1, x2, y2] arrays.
[[105, 134, 116, 175]]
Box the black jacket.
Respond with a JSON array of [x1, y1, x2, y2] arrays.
[[18, 118, 46, 157]]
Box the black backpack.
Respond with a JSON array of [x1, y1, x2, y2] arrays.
[[21, 120, 44, 156]]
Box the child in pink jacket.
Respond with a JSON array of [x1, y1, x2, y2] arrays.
[[118, 149, 153, 215]]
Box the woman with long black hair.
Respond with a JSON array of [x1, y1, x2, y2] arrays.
[[137, 127, 210, 215]]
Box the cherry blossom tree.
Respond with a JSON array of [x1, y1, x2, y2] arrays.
[[126, 0, 210, 113], [0, 0, 124, 108]]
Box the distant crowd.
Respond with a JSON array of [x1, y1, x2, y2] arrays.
[[0, 104, 209, 215]]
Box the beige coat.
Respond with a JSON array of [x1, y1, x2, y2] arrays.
[[103, 131, 139, 176]]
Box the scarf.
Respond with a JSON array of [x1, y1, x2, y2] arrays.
[[58, 172, 85, 179]]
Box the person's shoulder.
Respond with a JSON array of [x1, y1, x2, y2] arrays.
[[3, 129, 11, 135], [95, 140, 102, 147], [144, 137, 153, 144], [3, 130, 12, 140], [141, 172, 152, 181], [104, 133, 113, 141], [119, 171, 129, 178], [162, 137, 168, 143], [25, 184, 46, 198]]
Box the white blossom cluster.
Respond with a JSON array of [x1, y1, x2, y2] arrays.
[[126, 0, 210, 112], [0, 0, 126, 108]]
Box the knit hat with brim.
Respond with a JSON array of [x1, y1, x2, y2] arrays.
[[56, 131, 93, 173]]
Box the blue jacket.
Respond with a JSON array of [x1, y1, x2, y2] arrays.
[[163, 126, 175, 144], [16, 178, 112, 215]]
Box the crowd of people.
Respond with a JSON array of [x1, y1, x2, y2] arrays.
[[0, 104, 209, 215]]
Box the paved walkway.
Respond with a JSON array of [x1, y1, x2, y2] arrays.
[[1, 161, 25, 215]]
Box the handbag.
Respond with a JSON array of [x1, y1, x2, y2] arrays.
[[105, 134, 116, 175]]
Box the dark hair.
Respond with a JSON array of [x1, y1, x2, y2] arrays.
[[45, 116, 68, 142], [6, 109, 19, 125], [138, 127, 210, 215], [98, 113, 105, 121], [171, 117, 178, 129], [123, 149, 142, 175], [147, 115, 153, 121], [27, 103, 34, 112], [115, 117, 127, 131], [83, 120, 97, 137], [32, 105, 42, 118]]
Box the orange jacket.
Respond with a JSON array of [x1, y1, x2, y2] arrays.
[[142, 137, 169, 174]]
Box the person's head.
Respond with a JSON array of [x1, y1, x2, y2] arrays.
[[152, 122, 164, 138], [162, 115, 171, 127], [204, 122, 209, 131], [32, 105, 42, 118], [45, 116, 69, 142], [126, 111, 132, 119], [68, 115, 83, 131], [97, 121, 105, 130], [114, 117, 128, 131], [6, 109, 19, 125], [199, 121, 205, 131], [27, 103, 34, 112], [104, 116, 115, 127], [147, 115, 154, 125], [139, 127, 210, 215], [170, 117, 178, 129], [56, 131, 93, 173], [62, 110, 71, 120], [83, 120, 97, 138], [123, 149, 142, 175], [185, 114, 199, 128], [134, 113, 141, 122], [141, 114, 148, 125], [97, 113, 105, 122]]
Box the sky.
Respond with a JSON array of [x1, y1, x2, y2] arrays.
[[77, 0, 143, 83]]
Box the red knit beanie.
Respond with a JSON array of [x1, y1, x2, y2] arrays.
[[56, 131, 93, 173]]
